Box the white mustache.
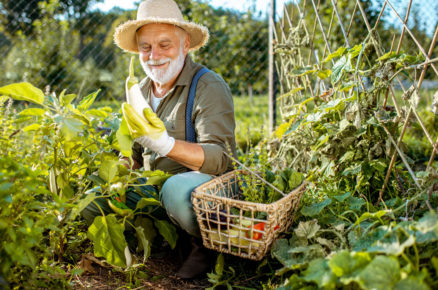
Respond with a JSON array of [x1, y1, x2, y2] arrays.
[[147, 58, 171, 66]]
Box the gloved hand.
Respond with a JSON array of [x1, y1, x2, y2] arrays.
[[122, 102, 175, 156]]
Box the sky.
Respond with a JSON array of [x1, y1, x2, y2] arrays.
[[92, 0, 288, 16]]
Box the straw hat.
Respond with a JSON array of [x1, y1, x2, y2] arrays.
[[114, 0, 209, 53]]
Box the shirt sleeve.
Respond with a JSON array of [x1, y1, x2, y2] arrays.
[[192, 73, 236, 175]]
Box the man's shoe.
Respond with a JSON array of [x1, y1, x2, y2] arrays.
[[176, 237, 215, 279]]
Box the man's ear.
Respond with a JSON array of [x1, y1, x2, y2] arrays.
[[183, 35, 191, 54]]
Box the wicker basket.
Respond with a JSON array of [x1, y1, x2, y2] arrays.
[[192, 169, 307, 260]]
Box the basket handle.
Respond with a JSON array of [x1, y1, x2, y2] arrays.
[[223, 151, 287, 197]]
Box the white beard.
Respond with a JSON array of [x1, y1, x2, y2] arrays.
[[140, 45, 185, 85]]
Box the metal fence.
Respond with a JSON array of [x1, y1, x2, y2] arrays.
[[0, 0, 269, 100], [273, 0, 438, 199]]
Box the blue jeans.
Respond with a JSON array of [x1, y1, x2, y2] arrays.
[[81, 171, 213, 237]]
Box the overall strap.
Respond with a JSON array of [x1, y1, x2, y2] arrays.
[[185, 67, 210, 143]]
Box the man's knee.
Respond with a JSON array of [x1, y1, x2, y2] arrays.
[[160, 172, 213, 235]]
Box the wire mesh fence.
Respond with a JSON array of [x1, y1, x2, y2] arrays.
[[0, 0, 269, 100], [273, 0, 438, 200]]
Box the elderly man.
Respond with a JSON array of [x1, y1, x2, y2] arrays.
[[82, 0, 236, 279]]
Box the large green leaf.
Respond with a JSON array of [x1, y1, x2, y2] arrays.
[[351, 227, 388, 251], [328, 251, 371, 284], [115, 117, 133, 157], [60, 117, 83, 140], [357, 256, 400, 290], [415, 212, 438, 244], [394, 277, 430, 290], [18, 108, 46, 117], [294, 220, 320, 240], [135, 197, 161, 210], [272, 239, 325, 269], [154, 219, 178, 249], [87, 214, 127, 268], [303, 258, 337, 288], [301, 198, 332, 217], [0, 82, 44, 105], [99, 157, 119, 183], [367, 235, 415, 256]]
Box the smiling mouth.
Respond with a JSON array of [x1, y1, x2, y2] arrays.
[[149, 62, 169, 69]]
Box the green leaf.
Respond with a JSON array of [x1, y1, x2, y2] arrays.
[[328, 250, 371, 284], [294, 220, 320, 239], [114, 117, 133, 157], [415, 211, 438, 244], [0, 82, 44, 105], [301, 198, 332, 217], [78, 90, 100, 111], [323, 47, 347, 63], [342, 163, 362, 176], [154, 219, 178, 249], [134, 217, 157, 242], [303, 258, 337, 288], [334, 191, 351, 202], [348, 196, 366, 211], [99, 158, 119, 183], [135, 226, 151, 263], [60, 117, 83, 140], [357, 256, 400, 290], [18, 108, 46, 116], [394, 277, 430, 290], [349, 44, 363, 58], [289, 66, 317, 77], [87, 214, 127, 268], [354, 210, 388, 226], [135, 197, 161, 210], [331, 55, 348, 83], [60, 91, 76, 106], [215, 253, 225, 276], [70, 192, 97, 221], [272, 239, 324, 269], [87, 175, 106, 186], [22, 123, 41, 132], [146, 175, 171, 187], [351, 227, 388, 252], [87, 108, 109, 118], [317, 69, 331, 79], [377, 51, 399, 62], [367, 235, 415, 256]]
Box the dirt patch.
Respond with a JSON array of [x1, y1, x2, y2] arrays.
[[72, 250, 211, 289]]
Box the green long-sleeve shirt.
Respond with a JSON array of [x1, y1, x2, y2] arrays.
[[132, 56, 237, 175]]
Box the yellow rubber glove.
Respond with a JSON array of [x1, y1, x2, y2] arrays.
[[122, 103, 175, 156]]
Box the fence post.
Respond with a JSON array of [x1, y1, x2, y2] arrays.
[[268, 0, 277, 134]]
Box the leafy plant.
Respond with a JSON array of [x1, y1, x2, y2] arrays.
[[0, 81, 176, 286]]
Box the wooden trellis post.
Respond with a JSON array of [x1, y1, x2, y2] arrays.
[[268, 0, 277, 134]]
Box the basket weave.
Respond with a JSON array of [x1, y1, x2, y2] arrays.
[[192, 169, 307, 260]]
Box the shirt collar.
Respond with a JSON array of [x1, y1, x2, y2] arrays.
[[173, 55, 195, 87]]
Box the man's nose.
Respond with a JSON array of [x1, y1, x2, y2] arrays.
[[149, 47, 161, 60]]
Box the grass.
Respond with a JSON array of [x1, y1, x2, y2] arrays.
[[234, 95, 270, 151]]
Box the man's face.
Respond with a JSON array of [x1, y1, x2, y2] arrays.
[[137, 23, 190, 85]]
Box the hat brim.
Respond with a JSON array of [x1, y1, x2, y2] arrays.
[[114, 18, 209, 53]]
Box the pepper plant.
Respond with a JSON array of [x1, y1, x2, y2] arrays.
[[0, 82, 176, 286]]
